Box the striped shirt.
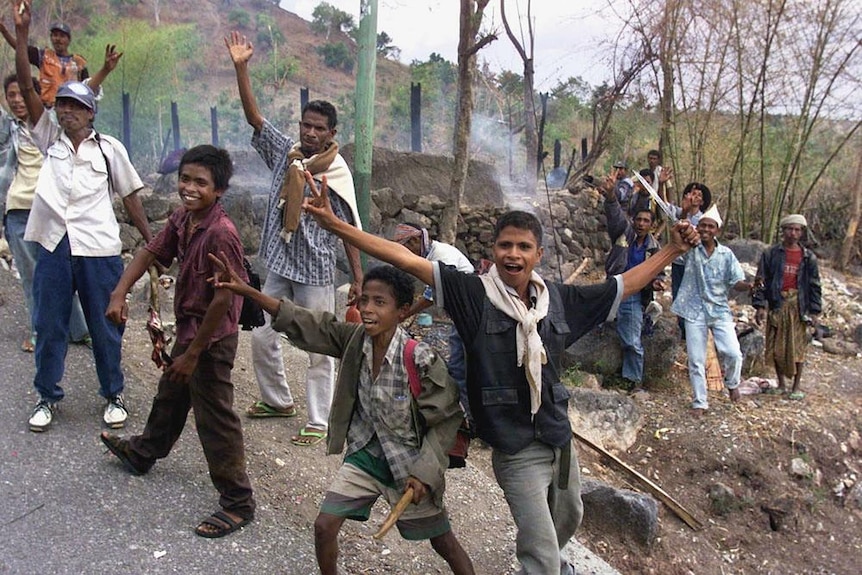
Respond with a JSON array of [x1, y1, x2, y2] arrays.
[[251, 119, 354, 285]]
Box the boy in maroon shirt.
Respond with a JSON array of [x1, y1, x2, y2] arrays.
[[100, 145, 255, 538]]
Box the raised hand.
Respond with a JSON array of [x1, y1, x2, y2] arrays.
[[671, 220, 700, 251], [224, 30, 254, 65], [301, 171, 339, 230], [103, 44, 123, 72], [207, 251, 248, 295], [12, 0, 30, 29]]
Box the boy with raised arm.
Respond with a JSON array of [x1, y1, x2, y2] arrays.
[[210, 255, 474, 574], [301, 172, 699, 574]]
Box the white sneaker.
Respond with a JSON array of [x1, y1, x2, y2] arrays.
[[29, 400, 55, 432], [103, 395, 128, 429], [645, 300, 663, 324]]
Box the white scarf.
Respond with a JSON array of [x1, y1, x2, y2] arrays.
[[479, 264, 550, 415]]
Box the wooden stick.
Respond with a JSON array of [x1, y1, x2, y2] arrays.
[[563, 257, 592, 285], [372, 486, 414, 540], [571, 429, 704, 531]]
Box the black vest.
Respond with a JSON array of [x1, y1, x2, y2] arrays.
[[465, 283, 573, 455]]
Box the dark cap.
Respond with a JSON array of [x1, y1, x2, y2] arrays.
[[49, 22, 71, 37], [56, 81, 95, 111], [612, 160, 628, 169]]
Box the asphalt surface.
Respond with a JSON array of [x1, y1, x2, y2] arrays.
[[0, 268, 318, 575], [0, 267, 620, 575]]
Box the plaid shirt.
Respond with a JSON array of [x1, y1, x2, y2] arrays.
[[251, 119, 354, 285], [345, 327, 433, 487]]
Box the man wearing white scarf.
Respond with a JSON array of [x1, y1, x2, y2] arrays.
[[226, 33, 364, 446], [479, 265, 549, 415], [303, 181, 700, 575]]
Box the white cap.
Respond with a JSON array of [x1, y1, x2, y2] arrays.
[[701, 204, 722, 228]]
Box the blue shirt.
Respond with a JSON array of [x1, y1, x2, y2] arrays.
[[671, 240, 744, 323]]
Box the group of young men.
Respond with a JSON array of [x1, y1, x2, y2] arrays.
[[2, 5, 824, 573], [599, 152, 822, 416]]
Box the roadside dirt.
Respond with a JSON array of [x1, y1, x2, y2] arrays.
[[116, 267, 861, 574]]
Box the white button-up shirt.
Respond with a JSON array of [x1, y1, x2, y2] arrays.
[[24, 110, 142, 256]]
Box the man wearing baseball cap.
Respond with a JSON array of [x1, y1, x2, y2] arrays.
[[0, 16, 89, 106], [752, 214, 822, 400], [14, 3, 152, 432]]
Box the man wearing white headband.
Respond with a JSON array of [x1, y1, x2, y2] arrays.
[[753, 214, 821, 400], [671, 204, 752, 416]]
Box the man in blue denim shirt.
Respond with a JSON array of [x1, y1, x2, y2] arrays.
[[671, 205, 752, 416]]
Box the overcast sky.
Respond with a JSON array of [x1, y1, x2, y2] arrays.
[[278, 0, 621, 90]]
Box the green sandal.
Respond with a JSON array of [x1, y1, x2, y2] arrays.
[[788, 391, 806, 401], [764, 387, 786, 396], [245, 401, 297, 418], [291, 427, 327, 447]]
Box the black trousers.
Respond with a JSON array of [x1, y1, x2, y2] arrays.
[[128, 333, 255, 519]]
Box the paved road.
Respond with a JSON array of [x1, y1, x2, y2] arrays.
[[0, 268, 620, 575], [0, 269, 319, 575]]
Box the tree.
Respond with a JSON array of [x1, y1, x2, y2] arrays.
[[837, 146, 862, 270], [500, 0, 538, 194], [376, 31, 400, 59], [311, 1, 356, 41], [316, 42, 354, 73], [439, 0, 497, 243]]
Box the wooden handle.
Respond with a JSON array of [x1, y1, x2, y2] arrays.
[[372, 486, 414, 540]]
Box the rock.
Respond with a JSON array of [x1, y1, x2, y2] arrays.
[[563, 317, 679, 385], [790, 457, 814, 479], [370, 187, 403, 218], [761, 497, 797, 531], [569, 388, 643, 452], [726, 238, 769, 266], [580, 479, 659, 547], [708, 482, 737, 516], [846, 481, 862, 509]]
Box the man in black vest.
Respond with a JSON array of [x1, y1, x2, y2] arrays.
[[302, 173, 699, 574]]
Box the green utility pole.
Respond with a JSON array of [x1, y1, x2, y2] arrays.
[[355, 0, 377, 251]]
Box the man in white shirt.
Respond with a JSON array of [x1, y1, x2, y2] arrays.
[[393, 223, 475, 424], [14, 4, 152, 432]]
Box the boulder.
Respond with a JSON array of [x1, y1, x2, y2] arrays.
[[580, 479, 659, 547], [569, 388, 643, 452]]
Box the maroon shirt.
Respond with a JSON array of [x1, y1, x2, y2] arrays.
[[146, 202, 246, 346]]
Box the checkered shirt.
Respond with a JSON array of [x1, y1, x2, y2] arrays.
[[251, 119, 354, 285], [345, 327, 433, 486]]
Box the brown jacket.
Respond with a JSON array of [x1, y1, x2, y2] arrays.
[[271, 298, 462, 503]]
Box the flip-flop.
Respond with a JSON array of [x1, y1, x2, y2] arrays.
[[246, 401, 297, 418], [21, 335, 35, 353], [788, 391, 806, 401], [291, 427, 327, 446], [195, 510, 251, 538]]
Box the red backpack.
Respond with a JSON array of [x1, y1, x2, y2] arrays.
[[403, 339, 470, 468]]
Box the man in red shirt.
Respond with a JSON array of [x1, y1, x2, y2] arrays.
[[753, 214, 822, 400]]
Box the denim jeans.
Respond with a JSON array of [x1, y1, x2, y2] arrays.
[[492, 440, 582, 575], [251, 270, 335, 429], [672, 262, 686, 337], [4, 210, 87, 340], [684, 318, 742, 409], [615, 294, 644, 384], [32, 234, 125, 402], [446, 325, 471, 423]]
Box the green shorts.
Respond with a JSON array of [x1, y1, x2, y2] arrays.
[[320, 462, 451, 541]]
